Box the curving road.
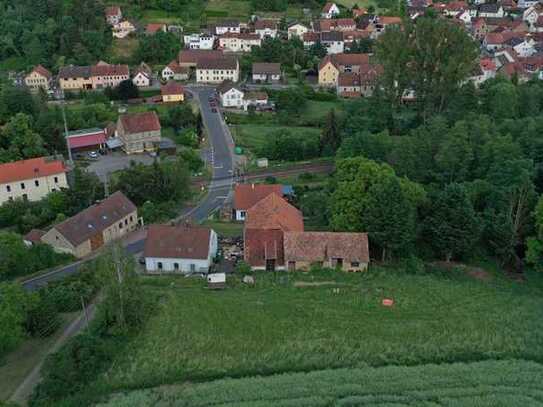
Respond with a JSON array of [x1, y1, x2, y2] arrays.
[[22, 86, 234, 291]]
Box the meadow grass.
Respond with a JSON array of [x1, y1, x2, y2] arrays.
[[204, 0, 251, 21], [97, 267, 543, 393], [201, 220, 243, 237], [232, 124, 320, 152], [98, 359, 543, 407]]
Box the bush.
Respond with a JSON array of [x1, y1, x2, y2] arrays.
[[259, 130, 320, 162], [24, 293, 60, 338]]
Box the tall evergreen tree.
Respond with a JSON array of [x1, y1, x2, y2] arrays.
[[320, 109, 341, 155]]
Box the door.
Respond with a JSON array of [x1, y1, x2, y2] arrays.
[[90, 232, 104, 251], [266, 259, 275, 272]]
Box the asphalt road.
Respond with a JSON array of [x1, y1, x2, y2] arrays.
[[22, 87, 234, 291]]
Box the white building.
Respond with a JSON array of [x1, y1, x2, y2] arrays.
[[254, 19, 278, 39], [144, 224, 218, 274], [219, 32, 261, 52], [321, 31, 345, 54], [112, 20, 136, 39], [214, 20, 241, 35], [321, 2, 340, 19], [196, 57, 240, 83], [162, 61, 190, 81], [519, 0, 540, 9], [243, 91, 269, 111], [218, 82, 244, 108], [132, 63, 152, 87], [183, 33, 215, 49], [0, 156, 68, 205], [288, 22, 309, 39]]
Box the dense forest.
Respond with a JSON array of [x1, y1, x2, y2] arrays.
[[0, 0, 111, 70]]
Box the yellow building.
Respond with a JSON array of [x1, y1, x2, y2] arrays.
[[24, 65, 52, 91], [318, 57, 340, 87], [318, 53, 371, 87], [161, 81, 185, 103]]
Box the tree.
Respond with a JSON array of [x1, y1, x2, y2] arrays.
[[423, 183, 480, 262], [365, 176, 416, 260], [526, 195, 543, 271], [275, 88, 307, 117], [135, 31, 181, 64], [376, 17, 478, 120], [115, 80, 139, 101], [320, 109, 341, 155], [0, 113, 47, 161], [0, 283, 31, 356]]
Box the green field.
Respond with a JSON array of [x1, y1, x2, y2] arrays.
[[98, 359, 543, 406], [83, 266, 543, 399], [232, 124, 320, 153]]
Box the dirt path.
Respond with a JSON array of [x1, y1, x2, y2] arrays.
[[9, 301, 99, 405]]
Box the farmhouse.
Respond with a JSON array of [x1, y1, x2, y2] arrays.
[[105, 6, 122, 25], [218, 81, 244, 108], [321, 31, 345, 54], [318, 53, 371, 87], [41, 191, 138, 258], [0, 156, 68, 205], [252, 62, 281, 83], [112, 20, 136, 39], [58, 65, 93, 90], [321, 2, 340, 19], [254, 19, 278, 38], [233, 183, 283, 220], [244, 193, 304, 271], [196, 57, 240, 83], [161, 81, 185, 103], [284, 232, 369, 271], [219, 32, 261, 52], [162, 61, 190, 81], [117, 111, 161, 154], [58, 63, 130, 91], [144, 224, 218, 274], [288, 22, 309, 39], [66, 128, 107, 154], [178, 49, 224, 68], [24, 65, 52, 91], [132, 63, 152, 87], [183, 33, 215, 49]]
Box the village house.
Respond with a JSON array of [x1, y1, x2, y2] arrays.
[[112, 20, 136, 39], [162, 60, 190, 81], [66, 128, 107, 155], [288, 22, 309, 39], [146, 23, 167, 35], [58, 65, 93, 90], [314, 18, 357, 32], [196, 56, 240, 83], [523, 4, 542, 27], [0, 156, 68, 205], [144, 224, 218, 274], [244, 91, 269, 111], [91, 62, 129, 89], [318, 53, 371, 87], [321, 31, 345, 54], [252, 62, 281, 83], [214, 20, 242, 35], [219, 32, 261, 52], [302, 32, 319, 48], [161, 81, 185, 103], [41, 191, 138, 258], [470, 58, 497, 86], [233, 183, 283, 221], [518, 0, 539, 9], [284, 232, 369, 272], [254, 19, 278, 38], [321, 2, 340, 19], [336, 64, 381, 97], [105, 6, 122, 25], [117, 111, 161, 154], [24, 65, 52, 91], [218, 81, 244, 108], [132, 62, 152, 87], [183, 33, 215, 49], [372, 16, 402, 38], [178, 49, 224, 68], [244, 193, 304, 271], [478, 3, 505, 18], [337, 72, 361, 97]]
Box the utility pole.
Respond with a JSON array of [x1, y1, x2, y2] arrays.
[[60, 101, 73, 164]]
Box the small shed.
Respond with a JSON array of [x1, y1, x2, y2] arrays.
[[207, 273, 226, 290]]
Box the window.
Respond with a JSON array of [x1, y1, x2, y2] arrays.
[[158, 262, 163, 270], [130, 215, 133, 222], [119, 222, 123, 229], [6, 185, 10, 192], [22, 194, 28, 201], [351, 262, 360, 267], [174, 263, 179, 270], [124, 219, 128, 225], [20, 182, 25, 190], [35, 180, 39, 187]]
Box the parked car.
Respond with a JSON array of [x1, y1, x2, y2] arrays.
[[211, 108, 217, 113], [87, 151, 99, 160]]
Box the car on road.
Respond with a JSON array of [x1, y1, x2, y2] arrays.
[[88, 151, 99, 160], [211, 108, 217, 113]]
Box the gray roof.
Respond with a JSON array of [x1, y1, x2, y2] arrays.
[[54, 191, 136, 246], [321, 31, 343, 42], [197, 57, 238, 70], [252, 62, 281, 75], [58, 65, 91, 79]]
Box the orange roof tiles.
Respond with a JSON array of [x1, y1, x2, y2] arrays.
[[0, 157, 66, 184], [245, 193, 304, 232], [234, 184, 283, 211]]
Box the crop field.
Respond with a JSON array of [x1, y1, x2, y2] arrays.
[[88, 267, 543, 397], [98, 359, 543, 406]]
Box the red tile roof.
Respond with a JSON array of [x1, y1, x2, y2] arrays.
[[54, 191, 136, 247], [144, 224, 212, 260], [146, 23, 166, 34], [161, 81, 184, 96], [31, 64, 52, 79], [0, 157, 66, 184], [119, 111, 161, 134], [255, 19, 278, 30], [234, 183, 283, 210], [245, 193, 304, 232], [24, 229, 46, 244], [319, 53, 370, 70], [167, 60, 189, 74], [178, 49, 224, 64], [90, 63, 129, 77], [284, 231, 369, 264]]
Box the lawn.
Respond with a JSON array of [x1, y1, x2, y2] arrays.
[[202, 220, 243, 237], [231, 124, 321, 153], [98, 359, 543, 406], [93, 267, 543, 394], [204, 0, 251, 21], [110, 37, 139, 64]]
